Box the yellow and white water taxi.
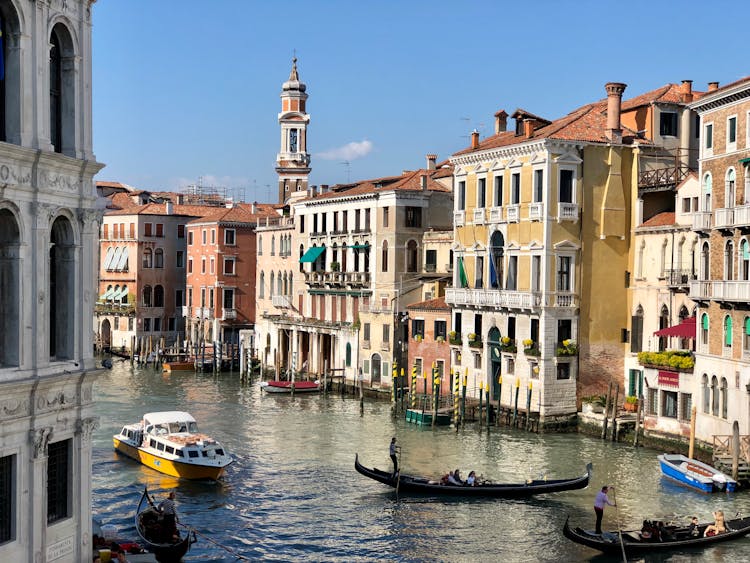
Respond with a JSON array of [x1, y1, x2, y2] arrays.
[[113, 411, 233, 480]]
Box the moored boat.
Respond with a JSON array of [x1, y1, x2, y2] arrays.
[[135, 487, 196, 563], [563, 514, 750, 555], [658, 453, 737, 493], [113, 411, 233, 480], [162, 361, 194, 373], [260, 380, 321, 393], [354, 454, 591, 497]]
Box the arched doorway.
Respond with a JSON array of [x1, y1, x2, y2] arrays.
[[371, 353, 382, 384], [101, 319, 112, 350]]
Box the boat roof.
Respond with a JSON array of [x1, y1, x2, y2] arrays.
[[143, 411, 196, 425]]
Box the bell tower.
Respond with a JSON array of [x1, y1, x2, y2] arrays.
[[276, 57, 311, 204]]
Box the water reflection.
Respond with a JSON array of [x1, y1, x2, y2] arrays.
[[92, 361, 750, 562]]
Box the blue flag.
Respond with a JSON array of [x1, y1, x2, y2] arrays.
[[489, 255, 498, 288]]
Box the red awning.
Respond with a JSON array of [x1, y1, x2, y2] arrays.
[[654, 316, 696, 339]]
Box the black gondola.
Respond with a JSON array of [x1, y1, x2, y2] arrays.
[[562, 515, 750, 555], [354, 454, 591, 497], [135, 487, 196, 563]]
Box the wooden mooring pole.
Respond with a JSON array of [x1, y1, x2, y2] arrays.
[[601, 381, 613, 440], [611, 384, 620, 442]]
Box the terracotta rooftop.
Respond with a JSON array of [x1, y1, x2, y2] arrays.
[[187, 202, 278, 224], [640, 211, 676, 228], [105, 202, 220, 218], [406, 296, 449, 311], [621, 83, 705, 111]]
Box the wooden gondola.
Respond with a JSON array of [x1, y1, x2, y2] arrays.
[[354, 454, 592, 497], [562, 514, 750, 555], [135, 487, 196, 563]]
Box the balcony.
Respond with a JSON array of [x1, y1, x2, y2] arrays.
[[557, 203, 579, 222], [638, 164, 692, 191], [454, 210, 465, 227], [196, 307, 213, 319], [94, 302, 135, 315], [689, 280, 711, 300], [712, 281, 750, 302], [692, 211, 712, 232], [506, 205, 520, 223], [664, 268, 695, 290], [528, 202, 544, 221], [445, 287, 540, 310], [272, 295, 294, 309], [715, 204, 750, 230], [304, 270, 371, 288], [473, 208, 486, 225], [181, 306, 191, 317], [423, 263, 437, 273], [222, 308, 237, 320], [489, 207, 504, 223]]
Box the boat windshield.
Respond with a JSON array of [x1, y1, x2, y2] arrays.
[[168, 421, 198, 433]]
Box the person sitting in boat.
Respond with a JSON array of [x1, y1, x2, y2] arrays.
[[640, 520, 653, 540], [446, 470, 460, 485], [689, 516, 700, 537], [440, 472, 450, 485], [466, 471, 477, 486], [704, 510, 726, 537]]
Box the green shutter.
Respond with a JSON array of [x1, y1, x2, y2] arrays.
[[702, 314, 709, 330], [743, 240, 750, 260], [746, 317, 750, 336], [725, 316, 733, 346]]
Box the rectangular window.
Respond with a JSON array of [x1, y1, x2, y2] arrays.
[[176, 251, 184, 268], [412, 319, 425, 338], [728, 116, 737, 145], [202, 230, 207, 245], [300, 216, 305, 233], [47, 439, 70, 524], [557, 256, 572, 291], [223, 288, 234, 310], [557, 319, 572, 345], [177, 224, 185, 238], [175, 289, 184, 307], [129, 223, 135, 239], [405, 207, 422, 228], [188, 231, 193, 245], [155, 223, 164, 238], [659, 111, 678, 136], [201, 258, 206, 274], [1, 454, 15, 543], [415, 358, 423, 376], [680, 393, 692, 422], [113, 223, 119, 239], [425, 249, 437, 271], [454, 311, 462, 335], [200, 287, 206, 307], [383, 207, 389, 228], [363, 323, 371, 341], [494, 176, 503, 206], [187, 259, 193, 274], [211, 229, 216, 244], [631, 315, 643, 353], [153, 317, 161, 332], [224, 258, 235, 275], [530, 318, 539, 344], [533, 169, 543, 202], [209, 288, 214, 308], [477, 178, 486, 208], [531, 255, 541, 292], [144, 223, 152, 237], [434, 320, 447, 340], [507, 316, 516, 340], [559, 170, 573, 203], [506, 256, 518, 290], [662, 390, 678, 418], [225, 229, 236, 245], [556, 363, 571, 380], [102, 224, 108, 239], [475, 256, 484, 288], [143, 318, 151, 332], [382, 323, 390, 344], [682, 198, 691, 213], [458, 181, 466, 210], [511, 173, 520, 204]]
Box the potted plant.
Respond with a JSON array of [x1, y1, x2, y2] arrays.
[[581, 395, 606, 414], [624, 395, 639, 412], [330, 261, 340, 272], [448, 330, 462, 346], [415, 334, 423, 342], [556, 339, 578, 356], [468, 333, 482, 348], [500, 336, 517, 353], [436, 335, 445, 343], [522, 338, 534, 350]]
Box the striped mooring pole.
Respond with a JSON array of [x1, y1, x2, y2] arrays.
[[411, 364, 417, 408], [453, 369, 460, 427], [391, 362, 398, 405]]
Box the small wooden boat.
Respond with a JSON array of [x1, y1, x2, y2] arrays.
[[162, 361, 194, 373], [354, 454, 591, 497], [405, 408, 452, 426], [658, 453, 737, 493], [135, 487, 196, 563], [114, 411, 233, 480], [260, 380, 321, 394], [563, 514, 750, 555]]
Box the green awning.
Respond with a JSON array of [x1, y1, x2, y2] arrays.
[[739, 157, 750, 164], [348, 244, 370, 250], [299, 246, 325, 263]]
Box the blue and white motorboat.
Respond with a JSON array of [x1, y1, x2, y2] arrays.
[[658, 453, 737, 493]]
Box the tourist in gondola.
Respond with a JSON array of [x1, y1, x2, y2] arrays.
[[593, 485, 616, 534], [704, 510, 726, 537], [158, 491, 179, 541], [689, 516, 700, 537], [466, 471, 477, 486], [389, 437, 400, 476]]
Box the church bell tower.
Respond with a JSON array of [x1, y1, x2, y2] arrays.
[[276, 57, 311, 204]]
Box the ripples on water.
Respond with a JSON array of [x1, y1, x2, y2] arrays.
[[92, 361, 750, 562]]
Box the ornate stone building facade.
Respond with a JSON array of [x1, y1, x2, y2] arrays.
[[0, 1, 104, 561]]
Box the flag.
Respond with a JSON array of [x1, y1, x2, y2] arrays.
[[458, 257, 469, 288], [489, 255, 498, 288]]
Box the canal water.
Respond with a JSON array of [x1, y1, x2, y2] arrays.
[[92, 361, 750, 562]]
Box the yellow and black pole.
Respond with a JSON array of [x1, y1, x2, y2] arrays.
[[453, 369, 460, 429], [512, 377, 520, 427], [525, 380, 533, 431], [410, 364, 417, 409], [478, 381, 484, 426], [391, 361, 397, 408], [496, 373, 503, 426], [432, 364, 440, 427], [400, 367, 405, 410]]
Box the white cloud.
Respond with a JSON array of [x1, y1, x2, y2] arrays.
[[316, 139, 374, 161]]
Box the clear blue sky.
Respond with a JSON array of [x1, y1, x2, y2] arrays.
[[93, 0, 748, 203]]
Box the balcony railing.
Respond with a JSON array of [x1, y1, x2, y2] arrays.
[[446, 287, 578, 309], [664, 268, 695, 288], [558, 203, 579, 222], [712, 281, 750, 302], [222, 308, 237, 320], [181, 306, 191, 317], [506, 205, 520, 223], [454, 210, 465, 227], [715, 204, 750, 229], [528, 202, 544, 221], [692, 211, 712, 232], [489, 207, 504, 223], [272, 295, 294, 309], [94, 302, 135, 314], [423, 263, 437, 272], [689, 280, 711, 300], [638, 164, 692, 190], [304, 270, 371, 288], [473, 208, 486, 225], [196, 307, 213, 319]]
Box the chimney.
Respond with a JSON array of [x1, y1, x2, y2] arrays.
[[680, 80, 693, 103], [605, 82, 627, 142], [251, 202, 257, 214], [426, 154, 437, 170], [708, 81, 719, 92], [523, 119, 535, 138], [471, 129, 480, 149], [165, 201, 173, 215], [321, 184, 329, 193], [494, 110, 508, 133], [420, 174, 428, 191]]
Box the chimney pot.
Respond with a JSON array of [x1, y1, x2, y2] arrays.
[[471, 130, 480, 149], [420, 174, 428, 191], [708, 81, 719, 92], [494, 110, 508, 134], [681, 80, 694, 102], [523, 119, 535, 138], [165, 201, 173, 215], [605, 82, 627, 142], [426, 154, 437, 170]]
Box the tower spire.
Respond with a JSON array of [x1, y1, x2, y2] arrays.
[[276, 57, 310, 204], [289, 57, 299, 81]]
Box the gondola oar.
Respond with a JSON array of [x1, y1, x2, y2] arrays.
[[395, 446, 402, 500], [612, 486, 626, 563]]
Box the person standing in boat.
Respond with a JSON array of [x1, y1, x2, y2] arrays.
[[158, 491, 179, 541], [389, 437, 400, 476], [593, 485, 616, 534]]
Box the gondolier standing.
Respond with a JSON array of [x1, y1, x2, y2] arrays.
[[159, 491, 179, 540], [389, 437, 400, 476], [593, 485, 616, 534]]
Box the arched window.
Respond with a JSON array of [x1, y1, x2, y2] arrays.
[[270, 272, 275, 298], [381, 241, 388, 272], [658, 305, 669, 351], [154, 285, 164, 308], [679, 306, 689, 320], [660, 239, 668, 277], [282, 272, 288, 296], [371, 353, 382, 384], [721, 377, 728, 419], [742, 240, 750, 281], [154, 248, 164, 268], [271, 235, 275, 256], [332, 243, 338, 268], [259, 272, 265, 299], [490, 231, 505, 288], [346, 343, 352, 367], [142, 285, 152, 307], [120, 285, 128, 305], [258, 235, 263, 255], [724, 315, 733, 347], [50, 216, 75, 360], [702, 173, 712, 212], [701, 242, 710, 280], [406, 240, 418, 273], [702, 374, 709, 414], [288, 270, 293, 296], [745, 317, 750, 355], [277, 271, 282, 295], [49, 23, 75, 156], [711, 376, 719, 416], [0, 8, 22, 144], [726, 168, 736, 208], [143, 248, 153, 268], [725, 240, 734, 280], [637, 240, 645, 279], [701, 313, 709, 346], [363, 243, 370, 272]]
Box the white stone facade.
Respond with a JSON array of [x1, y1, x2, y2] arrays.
[[0, 1, 103, 561]]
